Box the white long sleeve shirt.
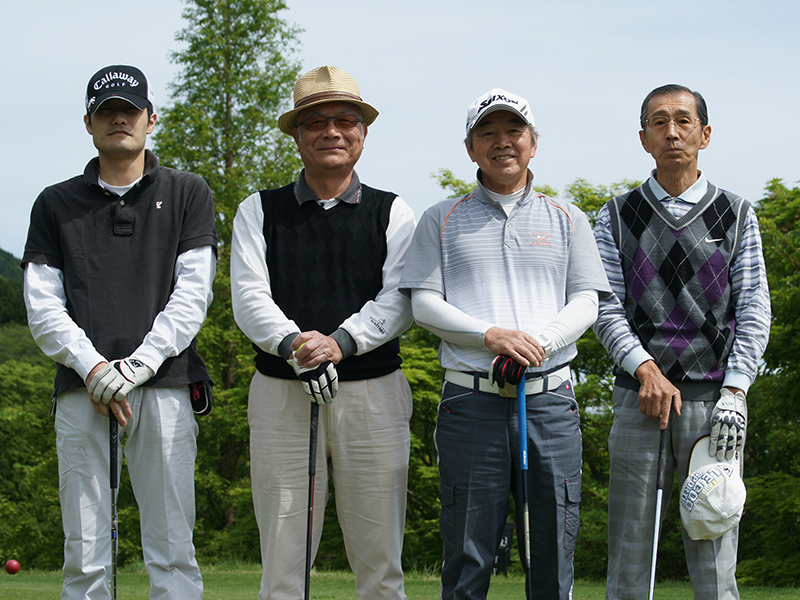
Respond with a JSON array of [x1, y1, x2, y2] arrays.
[[24, 246, 216, 381]]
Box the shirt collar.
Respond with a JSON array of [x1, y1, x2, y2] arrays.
[[475, 169, 535, 202], [647, 169, 708, 204], [294, 169, 362, 206]]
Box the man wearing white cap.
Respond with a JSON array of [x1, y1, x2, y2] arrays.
[[399, 89, 611, 599], [231, 65, 415, 599], [593, 84, 771, 599], [22, 65, 217, 599]]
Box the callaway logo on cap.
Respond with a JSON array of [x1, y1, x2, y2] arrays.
[[465, 88, 535, 136], [85, 65, 155, 115]]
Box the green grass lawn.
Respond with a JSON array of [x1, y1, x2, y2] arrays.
[[1, 564, 798, 599]]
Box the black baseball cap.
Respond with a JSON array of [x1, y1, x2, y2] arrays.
[[85, 65, 155, 115]]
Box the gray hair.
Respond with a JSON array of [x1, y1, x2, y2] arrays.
[[640, 84, 709, 129]]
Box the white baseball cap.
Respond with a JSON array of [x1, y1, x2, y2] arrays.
[[679, 435, 746, 540], [465, 88, 535, 136]]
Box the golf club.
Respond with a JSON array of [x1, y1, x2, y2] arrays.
[[304, 402, 320, 600], [110, 414, 119, 600], [648, 425, 669, 600], [516, 380, 534, 600]]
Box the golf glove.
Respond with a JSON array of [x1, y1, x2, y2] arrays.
[[88, 357, 154, 404], [491, 355, 526, 387], [709, 388, 747, 460], [288, 358, 338, 404]]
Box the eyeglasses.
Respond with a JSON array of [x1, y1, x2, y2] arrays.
[[295, 114, 363, 131], [644, 115, 701, 133]]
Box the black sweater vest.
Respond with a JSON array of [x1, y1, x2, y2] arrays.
[[253, 183, 402, 381]]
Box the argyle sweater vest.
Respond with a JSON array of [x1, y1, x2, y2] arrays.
[[608, 184, 749, 381], [254, 183, 402, 381]]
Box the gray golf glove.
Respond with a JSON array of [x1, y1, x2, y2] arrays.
[[288, 358, 338, 404], [709, 388, 747, 460], [88, 357, 155, 404]]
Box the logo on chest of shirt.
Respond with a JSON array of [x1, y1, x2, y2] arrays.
[[530, 231, 552, 247]]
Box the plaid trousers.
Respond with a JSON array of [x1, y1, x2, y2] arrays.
[[605, 381, 740, 600]]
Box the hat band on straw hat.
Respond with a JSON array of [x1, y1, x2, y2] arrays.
[[295, 91, 363, 109]]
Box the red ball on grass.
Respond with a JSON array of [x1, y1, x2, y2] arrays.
[[5, 559, 20, 574]]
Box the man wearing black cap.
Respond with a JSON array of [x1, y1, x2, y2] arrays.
[[231, 65, 415, 599], [22, 65, 217, 599]]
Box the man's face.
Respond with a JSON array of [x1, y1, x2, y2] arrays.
[[292, 102, 367, 176], [84, 99, 156, 158], [639, 91, 711, 171], [466, 110, 534, 194]]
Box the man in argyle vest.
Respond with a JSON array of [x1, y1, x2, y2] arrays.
[[593, 84, 771, 600]]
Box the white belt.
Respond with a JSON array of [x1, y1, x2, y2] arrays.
[[444, 364, 571, 398]]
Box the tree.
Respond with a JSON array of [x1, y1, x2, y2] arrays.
[[736, 179, 800, 585], [151, 0, 303, 563], [0, 278, 26, 326], [153, 0, 303, 390], [563, 177, 642, 226]]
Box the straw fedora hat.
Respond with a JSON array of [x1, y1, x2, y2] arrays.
[[278, 65, 379, 135]]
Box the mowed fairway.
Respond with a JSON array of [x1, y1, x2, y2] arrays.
[[1, 566, 799, 599]]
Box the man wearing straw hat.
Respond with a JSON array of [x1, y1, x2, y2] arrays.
[[231, 65, 416, 599]]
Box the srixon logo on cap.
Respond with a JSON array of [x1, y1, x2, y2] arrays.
[[479, 93, 520, 111], [93, 71, 140, 91]]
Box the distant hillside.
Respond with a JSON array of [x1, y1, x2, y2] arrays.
[[0, 248, 23, 282]]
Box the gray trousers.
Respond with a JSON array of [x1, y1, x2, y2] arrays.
[[606, 381, 740, 600], [436, 380, 582, 600]]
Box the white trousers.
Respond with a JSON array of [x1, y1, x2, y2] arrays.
[[249, 370, 412, 600], [55, 386, 202, 600]]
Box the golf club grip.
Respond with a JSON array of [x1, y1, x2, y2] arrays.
[[516, 382, 528, 471], [309, 402, 319, 476], [110, 415, 118, 489], [656, 426, 669, 491]]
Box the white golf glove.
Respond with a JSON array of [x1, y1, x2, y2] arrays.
[[709, 388, 747, 460], [288, 357, 338, 404], [88, 357, 155, 404]]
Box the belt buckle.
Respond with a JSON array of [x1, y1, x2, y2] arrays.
[[498, 382, 516, 398]]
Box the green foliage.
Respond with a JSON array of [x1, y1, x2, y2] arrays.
[[564, 177, 642, 226], [431, 169, 474, 198], [193, 385, 258, 562], [737, 473, 800, 586], [0, 250, 26, 326], [0, 248, 23, 282], [0, 277, 26, 326], [399, 326, 444, 569], [0, 357, 61, 570]]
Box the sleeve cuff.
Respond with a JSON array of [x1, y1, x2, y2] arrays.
[[278, 333, 300, 360], [622, 347, 654, 378], [722, 371, 753, 394], [74, 348, 108, 383], [331, 328, 357, 360]]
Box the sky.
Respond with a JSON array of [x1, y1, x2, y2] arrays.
[[2, 0, 798, 259]]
